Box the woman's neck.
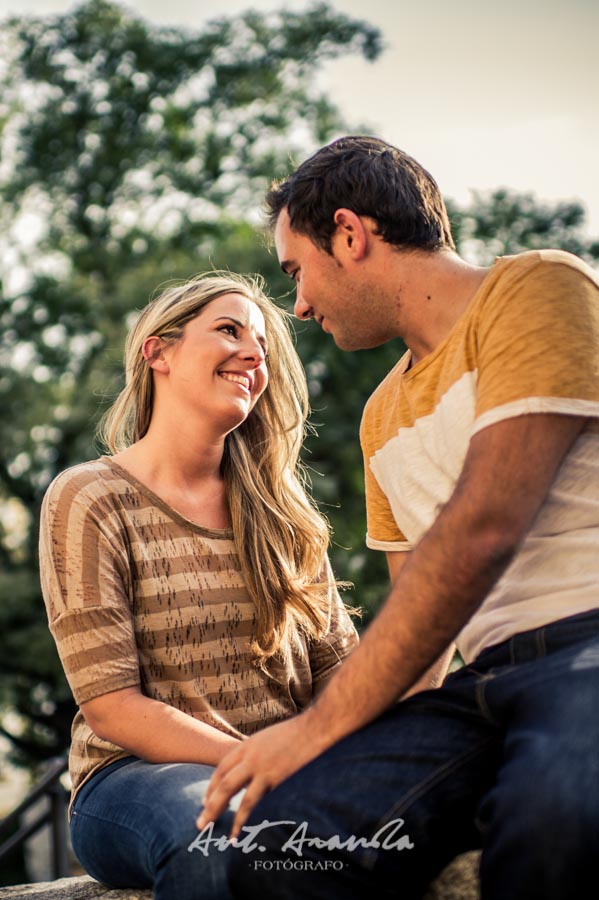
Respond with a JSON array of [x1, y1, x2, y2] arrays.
[[112, 429, 230, 529]]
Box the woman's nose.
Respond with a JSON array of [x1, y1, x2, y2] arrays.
[[241, 335, 266, 364]]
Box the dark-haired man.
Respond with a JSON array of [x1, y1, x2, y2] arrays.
[[199, 136, 599, 900]]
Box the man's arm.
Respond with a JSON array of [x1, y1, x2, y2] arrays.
[[199, 413, 586, 836], [386, 551, 455, 698]]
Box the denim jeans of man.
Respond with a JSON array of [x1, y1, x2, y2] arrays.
[[70, 758, 240, 900], [227, 609, 599, 900]]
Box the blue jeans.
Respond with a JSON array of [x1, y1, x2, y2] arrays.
[[227, 610, 599, 900], [71, 758, 240, 900]]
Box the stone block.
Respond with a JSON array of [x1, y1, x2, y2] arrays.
[[0, 851, 480, 899]]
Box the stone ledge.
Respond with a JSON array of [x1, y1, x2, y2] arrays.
[[0, 878, 150, 899], [423, 852, 480, 900], [0, 851, 480, 899]]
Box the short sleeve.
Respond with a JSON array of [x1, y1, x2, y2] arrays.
[[360, 406, 411, 551], [39, 468, 141, 705], [363, 454, 410, 550], [473, 255, 599, 435]]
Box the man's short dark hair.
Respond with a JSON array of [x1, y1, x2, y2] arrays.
[[265, 135, 455, 253]]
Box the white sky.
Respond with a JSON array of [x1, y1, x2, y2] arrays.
[[1, 0, 598, 234]]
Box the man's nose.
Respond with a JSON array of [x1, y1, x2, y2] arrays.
[[293, 289, 313, 320]]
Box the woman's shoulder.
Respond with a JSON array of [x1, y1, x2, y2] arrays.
[[42, 458, 122, 514]]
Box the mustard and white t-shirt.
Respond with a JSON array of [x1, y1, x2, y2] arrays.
[[360, 250, 599, 663]]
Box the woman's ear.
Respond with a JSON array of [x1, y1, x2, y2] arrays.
[[332, 208, 368, 260], [142, 336, 169, 373]]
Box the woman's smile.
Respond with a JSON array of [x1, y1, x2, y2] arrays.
[[218, 370, 253, 393]]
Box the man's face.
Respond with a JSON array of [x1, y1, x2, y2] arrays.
[[274, 208, 397, 351], [274, 208, 345, 337]]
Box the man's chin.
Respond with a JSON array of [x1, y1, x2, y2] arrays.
[[332, 327, 397, 352], [332, 332, 369, 352]]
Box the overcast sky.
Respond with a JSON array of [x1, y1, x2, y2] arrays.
[[2, 0, 598, 234]]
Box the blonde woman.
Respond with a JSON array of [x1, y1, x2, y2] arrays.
[[39, 273, 358, 900]]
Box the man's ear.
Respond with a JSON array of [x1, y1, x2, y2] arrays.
[[332, 208, 368, 260], [142, 336, 169, 373]]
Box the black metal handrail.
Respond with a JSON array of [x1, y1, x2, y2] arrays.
[[0, 754, 70, 878]]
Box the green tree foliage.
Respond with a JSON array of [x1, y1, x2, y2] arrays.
[[0, 0, 382, 764], [448, 189, 599, 264]]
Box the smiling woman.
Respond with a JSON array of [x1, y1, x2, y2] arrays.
[[38, 272, 358, 900], [138, 292, 270, 467]]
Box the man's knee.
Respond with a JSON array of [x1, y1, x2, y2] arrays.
[[479, 747, 598, 883]]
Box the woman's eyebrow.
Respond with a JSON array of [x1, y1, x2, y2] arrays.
[[214, 316, 246, 327], [214, 316, 268, 349]]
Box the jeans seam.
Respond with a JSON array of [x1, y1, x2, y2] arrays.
[[476, 675, 501, 727], [361, 734, 498, 872]]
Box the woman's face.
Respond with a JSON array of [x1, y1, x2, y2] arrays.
[[155, 293, 269, 434]]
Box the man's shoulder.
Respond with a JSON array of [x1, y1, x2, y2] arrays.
[[494, 249, 599, 289], [474, 250, 599, 326]]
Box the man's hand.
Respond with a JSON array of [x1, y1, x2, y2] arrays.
[[197, 709, 327, 838]]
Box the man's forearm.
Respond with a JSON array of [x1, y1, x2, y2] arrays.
[[306, 502, 515, 747], [199, 502, 516, 836], [307, 412, 586, 747], [403, 644, 456, 698]]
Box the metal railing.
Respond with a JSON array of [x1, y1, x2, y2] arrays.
[[0, 755, 70, 879]]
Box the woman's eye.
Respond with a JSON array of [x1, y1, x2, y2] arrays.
[[219, 324, 238, 337]]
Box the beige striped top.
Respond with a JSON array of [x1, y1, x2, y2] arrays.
[[360, 250, 599, 663], [39, 458, 358, 812]]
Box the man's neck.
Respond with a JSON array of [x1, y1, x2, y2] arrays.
[[398, 251, 491, 366]]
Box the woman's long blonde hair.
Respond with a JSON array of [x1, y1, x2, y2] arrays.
[[98, 272, 333, 663]]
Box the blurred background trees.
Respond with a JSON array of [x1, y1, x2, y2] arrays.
[[0, 0, 597, 772], [0, 0, 383, 768]]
